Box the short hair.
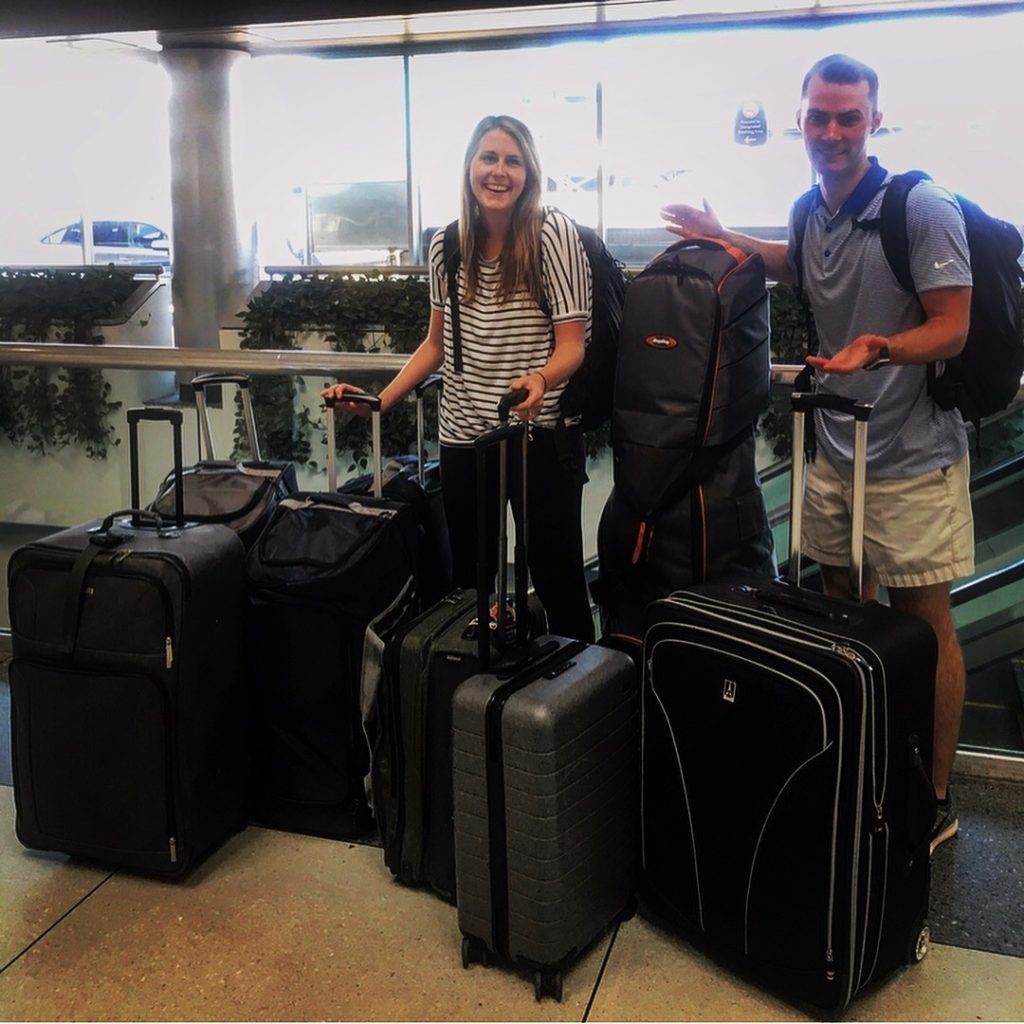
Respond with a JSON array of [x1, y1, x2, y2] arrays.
[[801, 54, 879, 109]]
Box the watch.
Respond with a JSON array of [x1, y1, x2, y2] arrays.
[[866, 344, 892, 371]]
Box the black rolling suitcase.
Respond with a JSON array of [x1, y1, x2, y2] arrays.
[[7, 407, 248, 877], [451, 412, 639, 1003], [365, 393, 546, 904], [640, 393, 938, 1013], [245, 390, 420, 839], [341, 374, 452, 610], [150, 373, 297, 550]]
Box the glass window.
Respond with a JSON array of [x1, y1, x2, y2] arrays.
[[0, 40, 171, 267], [410, 43, 603, 257], [234, 54, 408, 268]]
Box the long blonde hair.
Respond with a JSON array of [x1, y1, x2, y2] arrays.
[[458, 115, 544, 305]]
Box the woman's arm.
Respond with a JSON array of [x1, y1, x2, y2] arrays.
[[509, 318, 586, 418], [321, 307, 445, 413]]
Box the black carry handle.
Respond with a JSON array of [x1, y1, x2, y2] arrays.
[[190, 373, 261, 463], [126, 406, 185, 529], [497, 388, 529, 423], [788, 392, 873, 601], [413, 374, 443, 486], [323, 389, 383, 496]]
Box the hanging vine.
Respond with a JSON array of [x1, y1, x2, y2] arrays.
[[0, 266, 139, 458]]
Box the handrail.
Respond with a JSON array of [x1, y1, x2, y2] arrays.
[[0, 341, 408, 377]]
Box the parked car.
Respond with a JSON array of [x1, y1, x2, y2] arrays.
[[39, 219, 171, 267]]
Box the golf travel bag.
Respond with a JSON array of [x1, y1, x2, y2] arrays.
[[594, 237, 774, 640], [640, 393, 938, 1012], [7, 406, 249, 876]]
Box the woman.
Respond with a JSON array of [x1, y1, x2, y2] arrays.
[[322, 114, 594, 642]]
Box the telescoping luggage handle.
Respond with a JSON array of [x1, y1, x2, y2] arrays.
[[414, 373, 443, 487], [191, 373, 261, 463], [126, 407, 185, 529], [470, 389, 530, 668], [788, 392, 873, 602], [323, 390, 384, 497]]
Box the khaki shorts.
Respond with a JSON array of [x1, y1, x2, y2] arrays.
[[800, 451, 975, 588]]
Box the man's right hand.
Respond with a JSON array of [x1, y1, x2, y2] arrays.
[[320, 382, 372, 417], [660, 199, 724, 240]]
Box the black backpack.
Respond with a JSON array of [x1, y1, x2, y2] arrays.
[[794, 171, 1024, 429], [442, 214, 626, 432]]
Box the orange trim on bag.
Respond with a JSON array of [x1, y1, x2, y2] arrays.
[[690, 235, 748, 266], [632, 522, 647, 565]]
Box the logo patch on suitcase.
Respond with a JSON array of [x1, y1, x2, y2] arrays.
[[723, 679, 737, 703]]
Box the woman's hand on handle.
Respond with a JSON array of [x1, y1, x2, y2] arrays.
[[507, 371, 547, 420], [320, 382, 373, 417]]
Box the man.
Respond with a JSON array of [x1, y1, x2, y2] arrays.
[[662, 53, 973, 854]]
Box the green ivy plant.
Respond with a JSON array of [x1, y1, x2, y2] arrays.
[[0, 266, 138, 458], [237, 271, 435, 471]]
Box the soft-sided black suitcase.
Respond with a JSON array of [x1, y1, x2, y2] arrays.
[[7, 407, 248, 877], [150, 373, 298, 550], [364, 393, 546, 903], [244, 390, 420, 839], [451, 411, 639, 1003], [640, 393, 938, 1013], [341, 374, 452, 610]]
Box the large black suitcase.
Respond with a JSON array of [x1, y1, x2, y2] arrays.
[[365, 396, 546, 903], [640, 394, 938, 1012], [7, 407, 248, 877], [451, 414, 640, 1003], [150, 373, 298, 550], [244, 390, 420, 839]]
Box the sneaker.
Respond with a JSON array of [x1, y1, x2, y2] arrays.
[[930, 791, 959, 855]]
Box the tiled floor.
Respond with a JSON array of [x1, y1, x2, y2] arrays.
[[2, 786, 1023, 1023]]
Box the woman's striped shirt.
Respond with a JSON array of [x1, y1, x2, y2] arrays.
[[428, 208, 591, 445]]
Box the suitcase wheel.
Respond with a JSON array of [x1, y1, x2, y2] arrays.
[[461, 935, 489, 969], [618, 893, 638, 923], [907, 923, 931, 965], [534, 969, 563, 1003]]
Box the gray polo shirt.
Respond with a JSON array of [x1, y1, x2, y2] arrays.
[[787, 173, 971, 479]]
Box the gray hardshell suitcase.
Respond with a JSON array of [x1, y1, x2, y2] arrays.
[[451, 411, 639, 1002]]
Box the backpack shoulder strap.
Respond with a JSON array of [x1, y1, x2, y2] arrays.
[[878, 170, 931, 294], [791, 185, 819, 301], [442, 220, 464, 373]]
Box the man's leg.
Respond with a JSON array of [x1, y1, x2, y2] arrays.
[[887, 581, 964, 802]]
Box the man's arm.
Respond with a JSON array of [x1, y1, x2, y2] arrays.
[[805, 285, 972, 374], [661, 201, 794, 283]]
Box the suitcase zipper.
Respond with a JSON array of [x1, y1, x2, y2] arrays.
[[165, 637, 174, 669]]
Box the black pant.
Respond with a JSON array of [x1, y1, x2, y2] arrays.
[[440, 425, 594, 643]]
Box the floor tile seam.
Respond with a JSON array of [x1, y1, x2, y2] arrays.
[[0, 869, 115, 976], [581, 920, 622, 1023]]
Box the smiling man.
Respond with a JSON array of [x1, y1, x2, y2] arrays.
[[661, 53, 973, 856]]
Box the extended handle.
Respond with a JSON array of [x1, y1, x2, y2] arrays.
[[323, 390, 383, 496], [191, 373, 261, 463], [788, 392, 873, 601], [126, 407, 184, 528], [473, 400, 531, 666], [413, 374, 443, 486], [497, 388, 529, 423]]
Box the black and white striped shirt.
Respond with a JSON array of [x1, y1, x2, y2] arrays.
[[428, 209, 591, 445]]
